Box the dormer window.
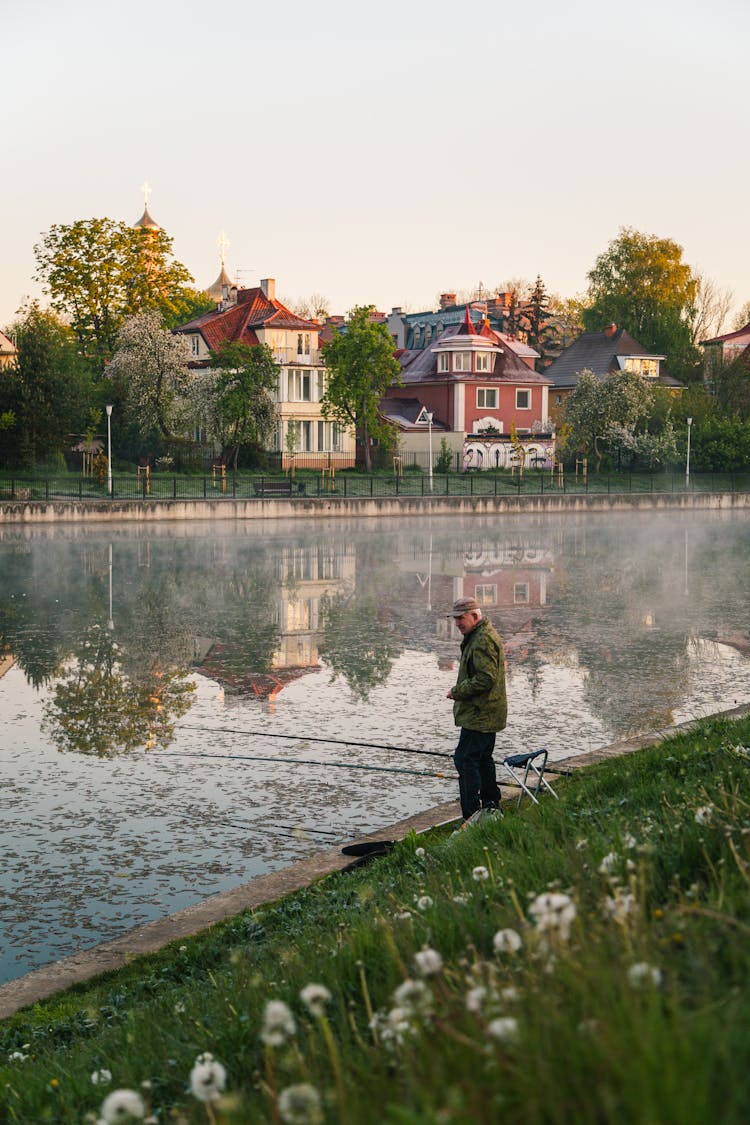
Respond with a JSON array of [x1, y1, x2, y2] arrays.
[[190, 335, 200, 356], [454, 352, 472, 371], [476, 353, 490, 372], [438, 353, 449, 373]]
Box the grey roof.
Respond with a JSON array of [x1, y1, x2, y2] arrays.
[[379, 397, 449, 430], [544, 328, 668, 388], [397, 328, 551, 386]]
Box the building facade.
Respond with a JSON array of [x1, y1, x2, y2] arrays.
[[174, 279, 355, 468]]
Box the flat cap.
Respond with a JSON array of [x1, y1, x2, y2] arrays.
[[447, 596, 481, 617]]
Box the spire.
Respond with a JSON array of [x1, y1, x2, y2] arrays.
[[207, 230, 234, 300], [463, 305, 477, 335], [134, 181, 160, 230]]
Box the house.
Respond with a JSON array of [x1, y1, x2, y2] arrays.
[[701, 321, 750, 387], [174, 278, 355, 468], [543, 323, 681, 426], [387, 291, 532, 351], [0, 329, 18, 370], [381, 307, 555, 471]]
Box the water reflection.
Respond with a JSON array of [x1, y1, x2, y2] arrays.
[[1, 512, 750, 982]]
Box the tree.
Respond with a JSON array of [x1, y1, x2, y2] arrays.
[[525, 275, 550, 354], [321, 305, 401, 473], [0, 303, 95, 468], [690, 273, 734, 345], [285, 293, 331, 321], [34, 218, 194, 371], [202, 342, 278, 471], [107, 313, 192, 441], [732, 300, 750, 331], [563, 369, 655, 472], [583, 227, 700, 377]]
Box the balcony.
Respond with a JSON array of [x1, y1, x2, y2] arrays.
[[272, 348, 323, 366]]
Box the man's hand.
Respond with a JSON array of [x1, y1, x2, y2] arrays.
[[447, 689, 456, 700]]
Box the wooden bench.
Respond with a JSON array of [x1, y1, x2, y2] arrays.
[[252, 479, 306, 498]]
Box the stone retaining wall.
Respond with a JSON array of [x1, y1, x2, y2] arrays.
[[2, 490, 750, 524]]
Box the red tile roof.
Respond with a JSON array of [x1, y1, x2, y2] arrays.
[[174, 286, 319, 351]]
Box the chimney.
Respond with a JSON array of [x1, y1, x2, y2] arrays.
[[439, 292, 457, 310], [604, 323, 617, 337], [260, 278, 276, 301]]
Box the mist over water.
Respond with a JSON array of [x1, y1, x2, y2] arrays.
[[1, 511, 749, 983]]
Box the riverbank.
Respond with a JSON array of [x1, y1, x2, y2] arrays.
[[2, 708, 750, 1122], [2, 488, 750, 524]]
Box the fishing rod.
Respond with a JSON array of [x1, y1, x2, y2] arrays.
[[180, 724, 452, 760], [166, 750, 449, 779]]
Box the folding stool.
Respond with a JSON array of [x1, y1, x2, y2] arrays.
[[500, 748, 558, 806]]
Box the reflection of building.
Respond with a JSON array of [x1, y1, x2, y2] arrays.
[[273, 542, 356, 670], [0, 329, 18, 370], [198, 541, 355, 705]]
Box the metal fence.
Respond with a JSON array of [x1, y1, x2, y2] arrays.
[[2, 469, 750, 503]]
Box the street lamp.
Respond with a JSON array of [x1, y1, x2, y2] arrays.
[[426, 411, 434, 493], [685, 416, 693, 488], [105, 405, 113, 496]]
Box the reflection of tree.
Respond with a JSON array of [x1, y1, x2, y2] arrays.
[[43, 625, 195, 756], [200, 564, 281, 677], [319, 592, 400, 701]]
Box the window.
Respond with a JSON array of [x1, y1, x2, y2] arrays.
[[475, 584, 497, 605], [477, 387, 498, 409], [301, 421, 312, 451], [332, 424, 342, 451], [516, 389, 531, 410], [190, 335, 200, 356], [297, 333, 311, 356], [475, 353, 490, 372], [454, 352, 472, 371], [289, 370, 312, 401], [514, 583, 530, 604], [555, 394, 563, 406], [438, 352, 449, 373], [317, 420, 327, 450]]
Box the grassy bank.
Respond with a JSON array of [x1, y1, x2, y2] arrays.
[[2, 715, 750, 1123]]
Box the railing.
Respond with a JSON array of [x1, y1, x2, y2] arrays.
[[1, 469, 750, 504]]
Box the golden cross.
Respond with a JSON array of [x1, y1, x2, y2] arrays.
[[140, 181, 152, 207], [217, 230, 230, 266]]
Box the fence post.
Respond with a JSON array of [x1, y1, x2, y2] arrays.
[[421, 476, 424, 496], [370, 476, 373, 497], [203, 478, 207, 498], [45, 479, 50, 501], [344, 475, 347, 497], [111, 476, 115, 499], [232, 473, 237, 498], [79, 479, 83, 500], [540, 474, 544, 495], [470, 473, 474, 495], [395, 473, 399, 496]]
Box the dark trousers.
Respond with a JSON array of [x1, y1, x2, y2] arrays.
[[453, 728, 500, 820]]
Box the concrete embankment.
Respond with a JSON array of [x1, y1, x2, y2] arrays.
[[1, 490, 750, 524]]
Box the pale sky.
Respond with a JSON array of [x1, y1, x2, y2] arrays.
[[2, 0, 748, 329]]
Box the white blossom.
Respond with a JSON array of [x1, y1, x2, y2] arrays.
[[300, 983, 332, 1018], [416, 894, 434, 911], [100, 1089, 145, 1122], [628, 962, 662, 989], [261, 1000, 297, 1046], [487, 1016, 519, 1043], [414, 947, 443, 976], [415, 847, 426, 857], [529, 892, 577, 941], [452, 893, 471, 905], [472, 865, 490, 882], [91, 1069, 112, 1086], [189, 1053, 226, 1103], [278, 1082, 323, 1124], [694, 805, 714, 825], [493, 928, 522, 954], [598, 852, 619, 874]]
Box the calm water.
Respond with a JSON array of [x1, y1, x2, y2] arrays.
[[2, 510, 750, 984]]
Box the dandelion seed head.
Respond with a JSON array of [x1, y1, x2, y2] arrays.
[[465, 986, 487, 1013], [414, 947, 443, 976], [493, 928, 522, 954], [695, 805, 713, 825], [300, 983, 332, 1018], [487, 1016, 519, 1043], [627, 961, 662, 989], [91, 1069, 112, 1086], [100, 1089, 146, 1122], [415, 895, 433, 911], [415, 847, 425, 858], [278, 1082, 323, 1124], [598, 852, 619, 874], [472, 865, 490, 882], [529, 892, 576, 941], [261, 1000, 296, 1046], [189, 1054, 226, 1103]]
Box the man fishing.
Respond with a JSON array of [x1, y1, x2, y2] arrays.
[[446, 596, 507, 822]]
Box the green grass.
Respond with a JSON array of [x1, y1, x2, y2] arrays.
[[2, 715, 750, 1123]]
